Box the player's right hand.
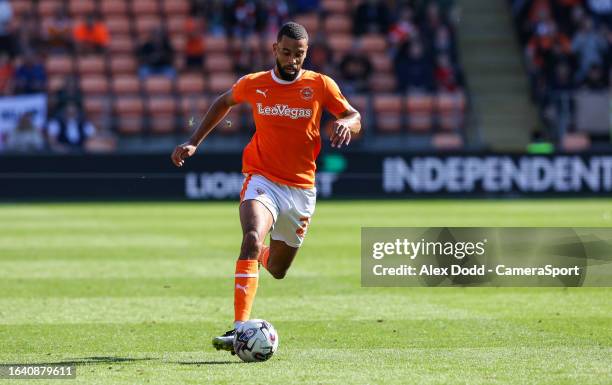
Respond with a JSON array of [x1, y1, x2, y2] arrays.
[[171, 142, 197, 167]]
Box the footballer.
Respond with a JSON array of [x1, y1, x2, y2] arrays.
[[171, 22, 361, 354]]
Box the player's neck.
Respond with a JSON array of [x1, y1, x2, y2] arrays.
[[271, 67, 304, 84]]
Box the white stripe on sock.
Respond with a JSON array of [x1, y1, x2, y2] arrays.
[[235, 273, 258, 278]]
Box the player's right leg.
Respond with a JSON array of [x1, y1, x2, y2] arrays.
[[212, 198, 274, 353]]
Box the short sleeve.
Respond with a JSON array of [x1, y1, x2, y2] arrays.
[[322, 75, 352, 117], [232, 75, 249, 104]]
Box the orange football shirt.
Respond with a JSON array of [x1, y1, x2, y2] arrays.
[[232, 69, 352, 188]]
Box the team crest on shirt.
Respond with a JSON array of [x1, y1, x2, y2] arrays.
[[300, 87, 314, 100]]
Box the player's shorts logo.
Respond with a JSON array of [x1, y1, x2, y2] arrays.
[[300, 87, 314, 100]]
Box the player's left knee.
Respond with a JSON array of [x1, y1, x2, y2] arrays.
[[268, 266, 288, 280]]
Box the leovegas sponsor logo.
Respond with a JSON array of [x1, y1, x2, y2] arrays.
[[256, 103, 312, 120]]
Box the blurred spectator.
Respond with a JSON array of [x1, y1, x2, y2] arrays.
[[15, 12, 42, 55], [45, 6, 73, 53], [138, 27, 176, 78], [431, 25, 458, 64], [434, 54, 462, 92], [388, 6, 418, 49], [6, 112, 45, 152], [196, 0, 232, 36], [304, 40, 335, 75], [261, 0, 289, 37], [353, 0, 391, 36], [0, 0, 12, 56], [52, 75, 83, 117], [230, 0, 259, 38], [73, 13, 110, 54], [545, 62, 575, 137], [0, 52, 12, 94], [579, 63, 608, 90], [338, 43, 373, 94], [14, 53, 46, 94], [586, 0, 612, 25], [233, 39, 265, 76], [571, 18, 607, 81], [185, 19, 205, 70], [394, 41, 434, 92], [292, 0, 320, 14], [526, 21, 571, 74], [47, 103, 96, 152]]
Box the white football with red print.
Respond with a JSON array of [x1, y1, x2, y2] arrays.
[[233, 319, 279, 362]]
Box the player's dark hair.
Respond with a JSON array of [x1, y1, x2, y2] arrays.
[[277, 22, 308, 42]]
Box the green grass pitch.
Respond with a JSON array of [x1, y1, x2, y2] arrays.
[[0, 200, 610, 384]]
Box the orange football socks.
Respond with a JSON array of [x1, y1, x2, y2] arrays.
[[258, 245, 270, 270], [234, 259, 259, 323]]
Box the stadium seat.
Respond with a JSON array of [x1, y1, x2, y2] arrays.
[[108, 35, 135, 54], [135, 16, 162, 38], [143, 76, 173, 94], [112, 75, 141, 95], [204, 36, 229, 53], [166, 15, 188, 36], [170, 35, 186, 52], [177, 74, 206, 95], [371, 54, 392, 72], [106, 17, 131, 36], [69, 0, 95, 16], [147, 96, 177, 134], [321, 0, 350, 13], [436, 92, 465, 131], [100, 0, 128, 16], [406, 94, 434, 132], [110, 56, 137, 75], [114, 96, 145, 135], [324, 15, 351, 34], [562, 133, 590, 152], [80, 75, 109, 96], [77, 55, 106, 75], [328, 35, 352, 57], [432, 133, 464, 150], [180, 96, 209, 132], [369, 73, 396, 93], [84, 96, 113, 129], [162, 0, 190, 15], [360, 34, 387, 53], [205, 54, 233, 73], [45, 55, 74, 76], [47, 75, 67, 93], [208, 73, 237, 93], [38, 0, 62, 18], [294, 13, 320, 34], [132, 0, 160, 15], [374, 95, 403, 133], [11, 0, 33, 18]]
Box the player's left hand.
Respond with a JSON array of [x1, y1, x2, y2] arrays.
[[330, 119, 351, 148]]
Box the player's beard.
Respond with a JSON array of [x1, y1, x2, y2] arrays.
[[276, 59, 299, 81]]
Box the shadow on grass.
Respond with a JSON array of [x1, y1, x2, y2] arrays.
[[176, 361, 239, 365], [31, 356, 156, 366]]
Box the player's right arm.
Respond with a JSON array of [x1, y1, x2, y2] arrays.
[[171, 89, 240, 167]]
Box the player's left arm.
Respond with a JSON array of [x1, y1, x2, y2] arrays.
[[330, 107, 361, 148]]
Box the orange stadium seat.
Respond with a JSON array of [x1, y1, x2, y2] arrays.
[[143, 76, 173, 94], [360, 34, 387, 53], [166, 15, 187, 36], [84, 96, 112, 126], [436, 92, 466, 131], [80, 75, 109, 96], [432, 133, 463, 150], [374, 95, 403, 133], [47, 75, 67, 93], [38, 0, 62, 18], [77, 55, 106, 75], [180, 96, 209, 131], [108, 35, 135, 54], [135, 16, 162, 38], [110, 56, 137, 75], [328, 34, 352, 57], [371, 54, 392, 72], [322, 0, 350, 14], [100, 0, 128, 16], [170, 35, 186, 53], [177, 74, 206, 95], [114, 96, 145, 135], [324, 15, 351, 34], [204, 36, 229, 53], [294, 13, 320, 33], [147, 96, 177, 134], [106, 17, 131, 35], [45, 55, 74, 76], [112, 75, 141, 95], [406, 94, 433, 132], [162, 0, 190, 15], [205, 54, 233, 73], [69, 0, 95, 16], [208, 73, 236, 93], [132, 0, 160, 15], [369, 73, 396, 93]]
